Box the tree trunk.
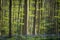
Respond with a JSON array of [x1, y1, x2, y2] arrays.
[[33, 0, 37, 35], [22, 0, 27, 35], [0, 0, 1, 36], [9, 0, 12, 38]]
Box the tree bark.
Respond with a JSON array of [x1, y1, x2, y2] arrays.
[[0, 0, 1, 36], [9, 0, 12, 38], [22, 0, 27, 35]]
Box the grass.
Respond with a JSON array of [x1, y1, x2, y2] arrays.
[[0, 35, 60, 40]]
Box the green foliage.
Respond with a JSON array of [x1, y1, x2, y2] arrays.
[[0, 0, 60, 40]]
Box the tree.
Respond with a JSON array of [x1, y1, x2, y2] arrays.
[[9, 0, 12, 37], [0, 0, 2, 36]]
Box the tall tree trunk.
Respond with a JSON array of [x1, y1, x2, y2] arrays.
[[22, 0, 27, 35], [54, 0, 59, 34], [9, 0, 12, 38], [0, 0, 1, 36], [27, 0, 29, 35], [37, 0, 41, 35], [33, 0, 37, 35]]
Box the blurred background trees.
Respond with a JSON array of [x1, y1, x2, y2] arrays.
[[0, 0, 60, 40]]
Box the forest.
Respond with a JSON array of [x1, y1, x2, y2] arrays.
[[0, 0, 60, 40]]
